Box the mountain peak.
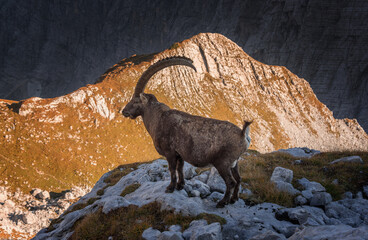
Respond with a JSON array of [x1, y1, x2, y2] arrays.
[[0, 32, 367, 196]]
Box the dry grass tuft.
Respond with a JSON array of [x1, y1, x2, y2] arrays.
[[69, 201, 225, 240], [239, 151, 368, 205], [121, 183, 141, 197]]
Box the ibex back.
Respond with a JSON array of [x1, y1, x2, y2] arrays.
[[122, 57, 251, 208]]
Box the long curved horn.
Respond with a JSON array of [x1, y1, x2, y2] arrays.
[[133, 56, 197, 97]]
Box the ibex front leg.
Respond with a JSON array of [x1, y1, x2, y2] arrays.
[[165, 153, 177, 193]]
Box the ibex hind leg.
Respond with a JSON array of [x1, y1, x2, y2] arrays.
[[175, 154, 185, 190], [215, 164, 236, 208], [230, 162, 241, 204]]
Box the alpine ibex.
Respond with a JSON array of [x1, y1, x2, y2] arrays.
[[122, 56, 251, 207]]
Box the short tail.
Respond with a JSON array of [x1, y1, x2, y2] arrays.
[[241, 120, 252, 137]]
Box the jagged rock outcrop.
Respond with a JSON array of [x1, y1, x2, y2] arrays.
[[33, 159, 368, 240], [1, 0, 367, 131], [0, 186, 87, 239]]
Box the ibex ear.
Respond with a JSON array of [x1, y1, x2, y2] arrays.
[[139, 93, 148, 105]]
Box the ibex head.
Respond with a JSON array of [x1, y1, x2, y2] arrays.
[[122, 56, 196, 119]]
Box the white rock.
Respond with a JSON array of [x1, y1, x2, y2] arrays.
[[142, 227, 161, 240], [273, 181, 300, 195], [343, 192, 353, 199], [183, 220, 222, 240], [207, 192, 224, 202], [0, 191, 7, 202], [63, 192, 75, 200], [36, 190, 50, 200], [289, 224, 368, 240], [250, 230, 287, 240], [325, 202, 361, 227], [4, 199, 15, 208], [207, 168, 226, 193], [356, 192, 363, 199], [294, 195, 307, 206], [31, 188, 42, 197], [330, 156, 363, 165], [102, 196, 131, 214], [332, 179, 339, 185], [169, 225, 182, 232], [271, 167, 293, 183], [310, 192, 332, 207], [301, 190, 313, 201], [21, 212, 37, 224], [297, 178, 325, 193], [183, 162, 197, 180], [158, 231, 184, 240], [276, 148, 320, 158], [186, 179, 211, 198]]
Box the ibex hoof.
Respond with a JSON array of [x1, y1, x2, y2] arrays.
[[165, 186, 175, 193], [176, 184, 184, 190], [216, 201, 226, 208], [230, 197, 238, 204]]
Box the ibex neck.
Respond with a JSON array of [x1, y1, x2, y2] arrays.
[[141, 102, 170, 136]]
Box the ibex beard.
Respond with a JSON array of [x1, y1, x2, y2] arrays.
[[122, 57, 252, 208]]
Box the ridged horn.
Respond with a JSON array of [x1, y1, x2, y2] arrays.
[[133, 56, 197, 97]]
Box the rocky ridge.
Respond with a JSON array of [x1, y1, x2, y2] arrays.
[[0, 32, 367, 196], [1, 0, 368, 132], [33, 155, 368, 240], [0, 186, 87, 239]]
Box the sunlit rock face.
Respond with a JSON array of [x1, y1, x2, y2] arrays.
[[0, 0, 367, 131]]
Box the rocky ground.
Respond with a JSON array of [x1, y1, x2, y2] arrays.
[[0, 186, 88, 239], [32, 148, 368, 240]]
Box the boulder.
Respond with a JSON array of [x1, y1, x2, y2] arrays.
[[31, 188, 42, 197], [36, 190, 50, 200], [182, 220, 208, 239], [301, 190, 313, 201], [159, 231, 184, 240], [273, 181, 300, 195], [271, 167, 293, 183], [330, 156, 363, 165], [325, 202, 361, 227], [4, 199, 15, 208], [63, 192, 75, 200], [142, 227, 161, 240], [289, 225, 368, 240], [0, 191, 7, 202], [294, 195, 307, 206], [207, 192, 224, 202], [343, 192, 353, 199], [169, 225, 182, 232], [297, 178, 326, 193], [102, 196, 131, 214], [186, 179, 211, 198], [193, 171, 209, 183], [250, 230, 287, 240], [183, 220, 222, 240], [207, 168, 226, 193], [183, 162, 197, 180], [21, 213, 37, 224], [309, 192, 332, 207], [276, 148, 320, 158], [356, 192, 363, 199]]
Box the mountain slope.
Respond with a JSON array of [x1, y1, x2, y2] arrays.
[[0, 33, 367, 196], [1, 0, 367, 131]]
